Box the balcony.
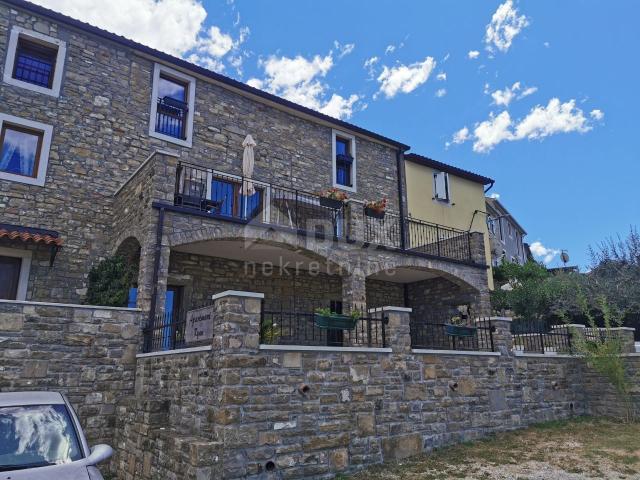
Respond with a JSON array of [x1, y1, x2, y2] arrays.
[[171, 161, 478, 264]]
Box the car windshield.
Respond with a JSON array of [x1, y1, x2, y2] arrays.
[[0, 404, 83, 471]]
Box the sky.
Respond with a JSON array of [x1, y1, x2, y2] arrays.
[[32, 0, 640, 269]]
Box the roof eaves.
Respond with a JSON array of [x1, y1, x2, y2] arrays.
[[3, 0, 410, 150], [404, 153, 494, 185]]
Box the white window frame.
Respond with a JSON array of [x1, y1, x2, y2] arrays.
[[0, 113, 53, 187], [3, 26, 66, 97], [0, 247, 32, 300], [149, 63, 196, 148], [433, 171, 450, 203], [331, 129, 357, 193]]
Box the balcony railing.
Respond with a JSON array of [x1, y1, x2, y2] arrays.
[[156, 96, 188, 140], [172, 162, 476, 264], [261, 309, 388, 348], [175, 162, 345, 236], [364, 212, 472, 262], [411, 315, 495, 352]]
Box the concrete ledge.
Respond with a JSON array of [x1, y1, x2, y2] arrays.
[[368, 306, 412, 313], [211, 290, 265, 300], [136, 345, 212, 358], [411, 349, 501, 356], [514, 352, 575, 359], [260, 344, 392, 353], [0, 299, 142, 311], [490, 316, 513, 322]]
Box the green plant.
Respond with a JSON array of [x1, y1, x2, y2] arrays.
[[260, 318, 280, 344], [318, 187, 349, 201], [85, 255, 136, 307], [568, 292, 635, 422], [314, 307, 361, 320], [364, 197, 388, 212]]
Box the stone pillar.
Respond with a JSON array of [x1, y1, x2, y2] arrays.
[[342, 270, 367, 313], [370, 306, 412, 352], [489, 316, 513, 355], [611, 327, 636, 353], [469, 231, 487, 265], [209, 291, 263, 479], [345, 199, 365, 243]]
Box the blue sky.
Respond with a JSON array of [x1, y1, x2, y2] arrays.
[[36, 0, 640, 268]]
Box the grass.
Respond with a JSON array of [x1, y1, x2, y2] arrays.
[[346, 417, 640, 480]]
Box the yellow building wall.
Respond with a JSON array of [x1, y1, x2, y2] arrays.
[[405, 161, 494, 289]]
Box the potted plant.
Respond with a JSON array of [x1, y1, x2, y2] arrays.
[[314, 307, 360, 330], [318, 188, 348, 210], [364, 197, 387, 219], [444, 306, 477, 338]]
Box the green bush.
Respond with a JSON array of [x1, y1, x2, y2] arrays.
[[85, 256, 136, 307]]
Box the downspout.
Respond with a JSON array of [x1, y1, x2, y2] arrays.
[[148, 206, 166, 323], [395, 148, 409, 250], [484, 180, 495, 194]]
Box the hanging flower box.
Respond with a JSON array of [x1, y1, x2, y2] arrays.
[[318, 188, 348, 210], [364, 197, 387, 219], [314, 308, 359, 330], [444, 324, 477, 338]]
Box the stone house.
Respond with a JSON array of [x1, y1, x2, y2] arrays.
[[485, 196, 528, 266], [0, 0, 492, 346]]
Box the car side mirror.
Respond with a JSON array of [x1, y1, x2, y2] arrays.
[[84, 444, 113, 466]]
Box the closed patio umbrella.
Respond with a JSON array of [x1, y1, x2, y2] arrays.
[[241, 134, 256, 196]]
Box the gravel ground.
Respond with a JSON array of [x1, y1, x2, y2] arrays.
[[345, 417, 640, 480]]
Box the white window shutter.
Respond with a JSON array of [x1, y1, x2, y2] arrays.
[[434, 172, 448, 200]]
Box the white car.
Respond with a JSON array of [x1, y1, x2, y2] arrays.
[[0, 391, 113, 479]]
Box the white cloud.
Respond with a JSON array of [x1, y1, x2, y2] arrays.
[[435, 88, 447, 98], [385, 45, 396, 55], [436, 72, 447, 81], [363, 56, 379, 78], [334, 41, 355, 59], [488, 192, 500, 199], [31, 0, 247, 73], [452, 127, 470, 144], [519, 86, 538, 99], [473, 111, 514, 153], [491, 81, 521, 107], [375, 57, 436, 99], [454, 98, 596, 153], [590, 109, 605, 121], [530, 241, 560, 264], [485, 0, 529, 53], [246, 52, 360, 120], [544, 41, 551, 48], [468, 50, 480, 59]]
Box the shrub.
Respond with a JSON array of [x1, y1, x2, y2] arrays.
[[85, 256, 136, 307]]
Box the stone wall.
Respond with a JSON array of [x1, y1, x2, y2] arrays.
[[112, 292, 638, 480], [0, 300, 143, 446]]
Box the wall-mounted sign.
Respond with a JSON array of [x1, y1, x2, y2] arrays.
[[185, 305, 214, 344]]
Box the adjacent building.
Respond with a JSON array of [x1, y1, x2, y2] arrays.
[[485, 196, 528, 266]]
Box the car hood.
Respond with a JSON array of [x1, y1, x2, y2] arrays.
[[1, 463, 90, 480]]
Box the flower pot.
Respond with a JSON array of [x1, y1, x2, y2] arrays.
[[319, 197, 344, 210], [444, 324, 477, 338], [364, 207, 385, 219], [314, 313, 358, 330]]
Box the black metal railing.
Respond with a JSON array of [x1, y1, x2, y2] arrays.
[[410, 315, 495, 351], [363, 212, 472, 262], [174, 162, 345, 236], [510, 318, 573, 354], [142, 303, 213, 353], [156, 96, 188, 140], [260, 309, 388, 348]]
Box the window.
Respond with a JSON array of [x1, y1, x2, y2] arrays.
[[211, 178, 263, 220], [0, 248, 31, 300], [149, 64, 196, 147], [0, 114, 53, 186], [332, 130, 356, 191], [3, 26, 66, 97], [433, 171, 450, 202]]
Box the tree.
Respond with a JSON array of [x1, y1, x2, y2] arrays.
[[85, 256, 136, 307], [491, 260, 574, 321]]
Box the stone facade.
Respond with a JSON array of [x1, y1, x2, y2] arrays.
[[0, 300, 143, 445]]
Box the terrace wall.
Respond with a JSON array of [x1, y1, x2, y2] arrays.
[[111, 292, 640, 480]]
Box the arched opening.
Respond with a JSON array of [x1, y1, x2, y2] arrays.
[[114, 236, 141, 308]]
